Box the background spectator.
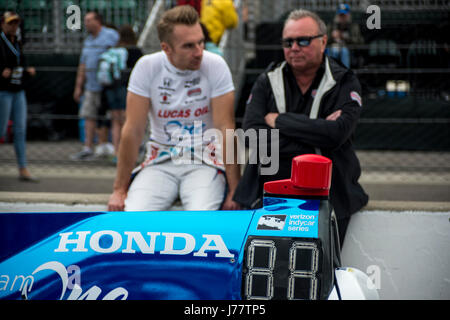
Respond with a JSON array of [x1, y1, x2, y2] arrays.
[[327, 3, 363, 68], [200, 0, 238, 44], [200, 22, 223, 56], [97, 25, 143, 163], [0, 11, 37, 182], [177, 0, 202, 15], [71, 11, 119, 161]]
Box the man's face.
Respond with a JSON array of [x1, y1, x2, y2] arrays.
[[282, 17, 327, 73], [84, 13, 101, 34], [162, 23, 205, 71], [1, 19, 20, 37]]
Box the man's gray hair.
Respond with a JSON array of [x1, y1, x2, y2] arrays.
[[285, 9, 327, 35]]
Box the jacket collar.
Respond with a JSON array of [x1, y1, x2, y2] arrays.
[[307, 56, 336, 121]]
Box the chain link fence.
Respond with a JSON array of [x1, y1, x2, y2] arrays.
[[0, 0, 449, 189], [0, 0, 155, 53]]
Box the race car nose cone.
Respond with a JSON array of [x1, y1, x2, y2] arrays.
[[291, 154, 332, 191]]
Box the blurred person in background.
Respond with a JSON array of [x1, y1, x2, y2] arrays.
[[327, 3, 364, 68], [71, 11, 119, 160], [200, 22, 223, 56], [200, 0, 238, 45], [97, 25, 143, 163], [0, 11, 37, 182], [177, 0, 202, 15]]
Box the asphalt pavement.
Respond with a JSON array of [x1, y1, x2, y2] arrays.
[[0, 141, 449, 204]]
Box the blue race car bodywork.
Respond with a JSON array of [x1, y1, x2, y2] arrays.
[[0, 155, 379, 300], [0, 197, 328, 300]]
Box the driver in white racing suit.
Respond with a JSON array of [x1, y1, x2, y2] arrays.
[[108, 5, 241, 212]]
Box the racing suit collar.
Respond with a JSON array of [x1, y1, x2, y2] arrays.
[[162, 51, 195, 77]]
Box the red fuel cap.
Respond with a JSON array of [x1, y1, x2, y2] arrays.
[[264, 154, 332, 196]]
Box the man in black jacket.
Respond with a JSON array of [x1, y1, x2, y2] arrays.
[[233, 9, 368, 244]]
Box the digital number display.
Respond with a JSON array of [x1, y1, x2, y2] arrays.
[[243, 237, 321, 300], [288, 242, 319, 300], [245, 240, 276, 299]]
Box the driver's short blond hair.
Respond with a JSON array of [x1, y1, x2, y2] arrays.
[[157, 5, 199, 44]]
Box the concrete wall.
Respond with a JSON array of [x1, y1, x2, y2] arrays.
[[342, 210, 450, 300]]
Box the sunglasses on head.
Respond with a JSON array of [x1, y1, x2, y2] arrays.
[[281, 34, 324, 48]]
